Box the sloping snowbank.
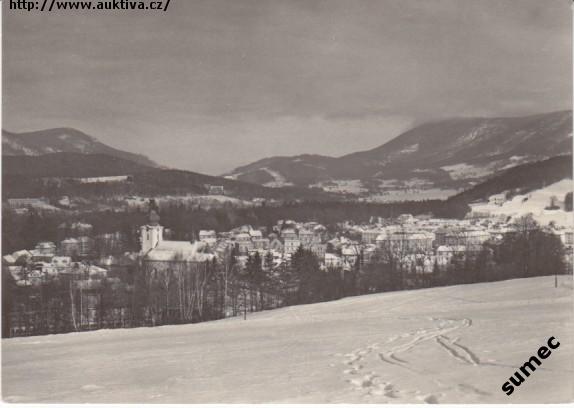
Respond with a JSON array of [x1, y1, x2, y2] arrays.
[[2, 276, 573, 403]]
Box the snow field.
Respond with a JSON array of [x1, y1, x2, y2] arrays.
[[2, 276, 573, 403]]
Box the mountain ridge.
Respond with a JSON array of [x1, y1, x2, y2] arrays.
[[225, 110, 573, 197], [2, 128, 158, 168]]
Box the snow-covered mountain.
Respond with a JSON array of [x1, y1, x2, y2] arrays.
[[3, 276, 572, 403], [2, 128, 158, 167], [226, 110, 573, 199]]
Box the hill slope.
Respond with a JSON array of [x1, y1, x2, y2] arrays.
[[227, 110, 573, 198], [447, 155, 573, 206], [1, 152, 335, 201], [2, 128, 157, 167], [2, 276, 572, 404]]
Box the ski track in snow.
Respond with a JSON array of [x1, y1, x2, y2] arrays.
[[436, 335, 480, 366], [340, 317, 476, 403]]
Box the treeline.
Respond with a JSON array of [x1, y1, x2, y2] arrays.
[[2, 256, 284, 338], [1, 245, 358, 338]]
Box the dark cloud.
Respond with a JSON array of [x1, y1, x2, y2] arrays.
[[3, 0, 571, 174]]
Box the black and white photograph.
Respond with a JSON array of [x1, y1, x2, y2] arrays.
[[1, 0, 573, 404]]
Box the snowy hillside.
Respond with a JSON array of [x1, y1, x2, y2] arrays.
[[3, 276, 573, 404], [471, 179, 573, 227]]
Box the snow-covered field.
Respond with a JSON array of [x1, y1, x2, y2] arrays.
[[125, 194, 252, 209], [77, 175, 131, 184], [261, 167, 294, 188], [441, 162, 495, 181], [367, 188, 459, 202], [2, 276, 573, 404], [311, 179, 367, 194]]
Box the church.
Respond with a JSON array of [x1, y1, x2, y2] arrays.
[[140, 210, 215, 264]]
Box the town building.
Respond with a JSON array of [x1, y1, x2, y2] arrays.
[[235, 233, 254, 254], [298, 229, 316, 248], [35, 241, 57, 256], [310, 243, 327, 260], [95, 232, 125, 255], [252, 238, 270, 250], [444, 229, 490, 251], [249, 229, 262, 238], [206, 185, 225, 195], [377, 231, 434, 253], [269, 238, 284, 253], [341, 245, 361, 267], [60, 238, 80, 257], [489, 193, 506, 206], [6, 198, 47, 209], [397, 214, 416, 224], [77, 236, 95, 257], [284, 239, 301, 255], [434, 228, 449, 247], [362, 229, 382, 244], [436, 245, 467, 265], [281, 228, 298, 241], [199, 230, 217, 246]]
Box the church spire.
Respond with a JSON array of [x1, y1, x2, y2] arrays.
[[149, 209, 160, 226]]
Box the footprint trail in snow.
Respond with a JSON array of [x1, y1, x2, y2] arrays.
[[338, 316, 477, 403]]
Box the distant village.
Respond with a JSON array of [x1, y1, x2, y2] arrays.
[[5, 195, 573, 287], [3, 186, 573, 337]]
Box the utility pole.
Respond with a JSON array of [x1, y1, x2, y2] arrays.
[[70, 280, 78, 331], [223, 266, 228, 317], [243, 287, 247, 320], [80, 286, 83, 329]]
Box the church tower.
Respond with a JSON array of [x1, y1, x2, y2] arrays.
[[140, 210, 163, 253]]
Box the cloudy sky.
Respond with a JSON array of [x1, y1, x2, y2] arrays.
[[3, 0, 572, 174]]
